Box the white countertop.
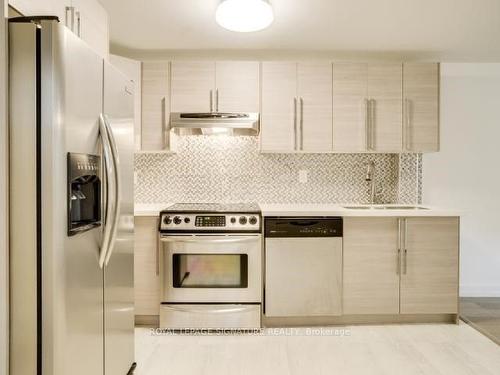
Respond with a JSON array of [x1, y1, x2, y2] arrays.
[[134, 202, 460, 217], [258, 203, 461, 217], [134, 203, 173, 216]]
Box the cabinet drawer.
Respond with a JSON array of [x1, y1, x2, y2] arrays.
[[160, 304, 261, 329]]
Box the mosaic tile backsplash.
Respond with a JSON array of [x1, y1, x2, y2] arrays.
[[135, 136, 421, 204]]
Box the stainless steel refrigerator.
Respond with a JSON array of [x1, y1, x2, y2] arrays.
[[9, 18, 135, 375]]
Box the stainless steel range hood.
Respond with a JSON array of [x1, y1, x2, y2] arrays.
[[170, 112, 260, 136]]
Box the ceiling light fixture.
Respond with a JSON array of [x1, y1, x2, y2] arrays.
[[216, 0, 274, 32]]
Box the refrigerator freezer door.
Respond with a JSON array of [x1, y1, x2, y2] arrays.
[[103, 62, 135, 375], [9, 20, 106, 375]]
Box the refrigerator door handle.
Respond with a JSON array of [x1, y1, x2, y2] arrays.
[[102, 114, 122, 266], [98, 114, 116, 268]]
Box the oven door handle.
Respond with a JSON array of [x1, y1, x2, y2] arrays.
[[160, 237, 260, 244], [162, 305, 257, 314]]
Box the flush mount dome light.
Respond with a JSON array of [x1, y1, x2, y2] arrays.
[[216, 0, 274, 32]]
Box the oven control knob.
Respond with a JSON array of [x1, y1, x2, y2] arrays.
[[184, 217, 191, 224], [163, 216, 172, 225], [249, 216, 258, 225], [239, 216, 247, 225], [173, 216, 182, 225], [230, 217, 236, 224]]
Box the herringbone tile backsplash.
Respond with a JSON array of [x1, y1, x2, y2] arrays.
[[135, 136, 421, 204]]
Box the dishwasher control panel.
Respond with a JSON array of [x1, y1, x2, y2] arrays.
[[264, 217, 343, 237]]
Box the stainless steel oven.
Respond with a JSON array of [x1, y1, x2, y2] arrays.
[[158, 203, 262, 329], [160, 234, 262, 303]]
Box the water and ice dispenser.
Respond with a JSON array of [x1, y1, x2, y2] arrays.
[[67, 153, 101, 236]]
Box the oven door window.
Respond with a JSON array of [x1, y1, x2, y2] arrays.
[[172, 254, 248, 288]]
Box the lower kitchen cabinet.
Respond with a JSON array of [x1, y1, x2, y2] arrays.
[[134, 217, 161, 321], [343, 216, 459, 316], [343, 217, 400, 314], [400, 217, 459, 314]]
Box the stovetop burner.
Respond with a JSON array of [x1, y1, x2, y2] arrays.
[[164, 202, 261, 213]]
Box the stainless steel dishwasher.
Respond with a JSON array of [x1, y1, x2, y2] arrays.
[[264, 217, 343, 317]]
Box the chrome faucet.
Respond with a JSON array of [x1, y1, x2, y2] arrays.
[[365, 161, 383, 204]]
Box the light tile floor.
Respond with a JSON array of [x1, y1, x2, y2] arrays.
[[135, 322, 500, 375]]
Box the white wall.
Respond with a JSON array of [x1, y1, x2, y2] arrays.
[[423, 63, 500, 297], [1, 1, 8, 374]]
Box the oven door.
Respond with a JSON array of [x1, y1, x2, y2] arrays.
[[160, 234, 262, 303]]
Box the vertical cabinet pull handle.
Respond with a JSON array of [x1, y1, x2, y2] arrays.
[[294, 97, 298, 150], [215, 89, 219, 112], [370, 99, 376, 150], [75, 11, 81, 37], [397, 218, 401, 275], [403, 218, 408, 275], [156, 220, 160, 276], [161, 97, 166, 149], [365, 98, 370, 151], [300, 97, 304, 150], [405, 98, 412, 151], [209, 90, 213, 112], [65, 6, 75, 32]]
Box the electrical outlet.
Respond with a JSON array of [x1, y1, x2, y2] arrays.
[[298, 170, 308, 184]]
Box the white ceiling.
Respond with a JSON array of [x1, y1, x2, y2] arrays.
[[101, 0, 500, 61]]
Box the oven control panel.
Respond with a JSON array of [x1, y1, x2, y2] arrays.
[[159, 213, 261, 232]]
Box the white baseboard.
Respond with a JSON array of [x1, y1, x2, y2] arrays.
[[460, 285, 500, 297]]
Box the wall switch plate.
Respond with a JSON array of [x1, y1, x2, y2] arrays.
[[298, 170, 308, 184]]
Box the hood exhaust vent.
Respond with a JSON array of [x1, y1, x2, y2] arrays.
[[170, 112, 259, 136]]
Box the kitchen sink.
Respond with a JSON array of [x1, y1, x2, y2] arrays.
[[343, 205, 429, 210]]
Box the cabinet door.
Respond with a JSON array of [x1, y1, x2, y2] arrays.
[[215, 61, 259, 112], [70, 0, 110, 58], [134, 217, 161, 316], [368, 63, 403, 152], [400, 217, 459, 314], [260, 62, 297, 152], [297, 62, 333, 151], [403, 63, 440, 152], [170, 61, 215, 112], [333, 63, 368, 152], [141, 61, 170, 151], [343, 217, 400, 314]]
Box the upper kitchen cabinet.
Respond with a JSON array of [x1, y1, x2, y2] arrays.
[[71, 0, 110, 59], [170, 62, 215, 112], [8, 0, 109, 58], [403, 63, 440, 152], [141, 61, 175, 151], [215, 61, 260, 112], [333, 63, 402, 153], [170, 61, 259, 113], [261, 62, 333, 152]]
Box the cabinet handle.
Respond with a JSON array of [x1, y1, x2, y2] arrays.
[[209, 90, 213, 112], [403, 218, 408, 275], [156, 219, 160, 276], [161, 97, 167, 149], [397, 218, 401, 275], [370, 99, 376, 150], [65, 6, 75, 31], [405, 98, 412, 151], [365, 98, 370, 151], [75, 10, 81, 37], [300, 97, 304, 150], [215, 89, 219, 112], [294, 97, 298, 150]]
